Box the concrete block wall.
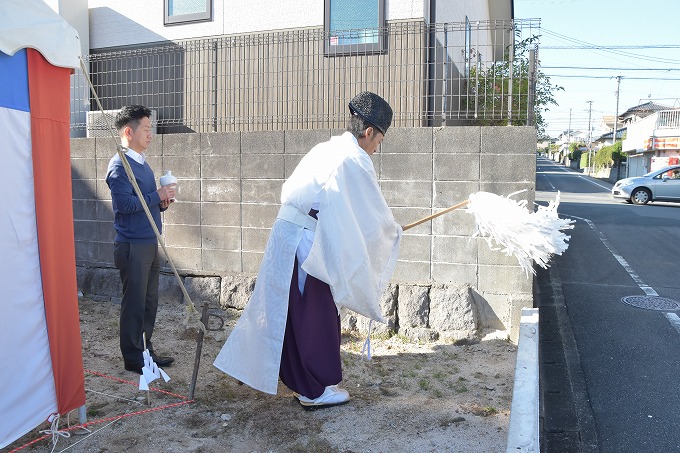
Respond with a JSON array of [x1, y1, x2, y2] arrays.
[[71, 126, 536, 341]]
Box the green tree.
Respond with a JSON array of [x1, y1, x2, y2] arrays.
[[569, 142, 583, 162], [593, 141, 625, 169], [465, 33, 563, 137]]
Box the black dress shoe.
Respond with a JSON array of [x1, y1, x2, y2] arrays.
[[150, 353, 174, 367], [124, 363, 143, 374]]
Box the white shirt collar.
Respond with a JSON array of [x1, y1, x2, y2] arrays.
[[124, 148, 145, 165]]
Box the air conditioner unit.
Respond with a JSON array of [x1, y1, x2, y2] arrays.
[[86, 109, 157, 138]]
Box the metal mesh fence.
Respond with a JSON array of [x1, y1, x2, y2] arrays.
[[71, 18, 540, 135]]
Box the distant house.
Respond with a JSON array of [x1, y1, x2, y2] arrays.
[[619, 101, 673, 126], [622, 105, 680, 177], [556, 129, 588, 149], [592, 127, 626, 149], [597, 115, 616, 136]]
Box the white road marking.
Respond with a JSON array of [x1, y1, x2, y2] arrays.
[[541, 160, 680, 333], [569, 214, 658, 296], [664, 313, 680, 335], [568, 213, 680, 335], [542, 174, 556, 191], [577, 176, 611, 191], [538, 160, 612, 191]]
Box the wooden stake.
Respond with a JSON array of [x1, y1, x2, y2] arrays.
[[402, 199, 470, 231]]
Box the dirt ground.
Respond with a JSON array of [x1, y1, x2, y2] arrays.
[[6, 297, 518, 453]]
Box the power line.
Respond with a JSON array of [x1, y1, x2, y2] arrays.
[[543, 45, 680, 50], [541, 29, 680, 65], [544, 74, 680, 80], [542, 66, 680, 71]]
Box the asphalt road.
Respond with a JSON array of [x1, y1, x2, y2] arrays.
[[536, 157, 680, 453]]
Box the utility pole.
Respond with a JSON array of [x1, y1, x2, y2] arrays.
[[612, 76, 622, 179], [586, 100, 593, 174], [567, 108, 572, 163], [612, 76, 622, 145], [568, 108, 572, 144]]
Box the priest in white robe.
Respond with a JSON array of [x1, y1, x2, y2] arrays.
[[213, 92, 402, 408]]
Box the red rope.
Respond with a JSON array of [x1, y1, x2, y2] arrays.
[[8, 369, 194, 452], [84, 369, 190, 400]]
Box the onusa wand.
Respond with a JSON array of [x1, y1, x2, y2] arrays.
[[402, 191, 575, 275]]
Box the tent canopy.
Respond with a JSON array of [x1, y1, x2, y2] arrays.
[[0, 0, 81, 69]]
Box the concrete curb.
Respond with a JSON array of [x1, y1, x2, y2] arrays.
[[548, 266, 599, 452], [506, 307, 539, 452]]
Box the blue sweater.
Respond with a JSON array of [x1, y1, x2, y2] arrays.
[[106, 154, 163, 244]]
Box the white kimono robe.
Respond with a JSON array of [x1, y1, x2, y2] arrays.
[[213, 132, 402, 394]]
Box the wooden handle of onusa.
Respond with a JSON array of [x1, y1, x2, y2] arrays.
[[402, 199, 471, 231]]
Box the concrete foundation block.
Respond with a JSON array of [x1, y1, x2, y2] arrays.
[[399, 326, 439, 343], [76, 266, 89, 292], [397, 284, 430, 328], [429, 284, 478, 332], [471, 291, 507, 331], [439, 330, 479, 344], [184, 276, 221, 306], [83, 267, 121, 300], [342, 283, 398, 336], [159, 273, 183, 306], [220, 274, 256, 310]]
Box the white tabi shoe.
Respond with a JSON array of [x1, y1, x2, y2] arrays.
[[296, 385, 350, 409]]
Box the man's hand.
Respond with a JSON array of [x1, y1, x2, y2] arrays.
[[159, 199, 174, 209], [157, 184, 176, 201]]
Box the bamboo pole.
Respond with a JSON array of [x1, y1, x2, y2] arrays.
[[402, 199, 470, 231]]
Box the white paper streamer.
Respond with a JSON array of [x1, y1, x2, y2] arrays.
[[465, 191, 574, 275], [138, 348, 171, 390]]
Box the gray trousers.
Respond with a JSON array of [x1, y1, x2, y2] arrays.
[[114, 242, 160, 366]]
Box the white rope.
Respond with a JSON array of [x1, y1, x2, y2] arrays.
[[57, 418, 119, 453], [361, 319, 373, 361], [85, 388, 143, 405], [39, 414, 70, 453]]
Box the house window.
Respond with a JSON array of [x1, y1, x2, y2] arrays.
[[164, 0, 212, 25], [324, 0, 385, 55]]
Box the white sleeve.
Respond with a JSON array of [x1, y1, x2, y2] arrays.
[[302, 157, 401, 323]]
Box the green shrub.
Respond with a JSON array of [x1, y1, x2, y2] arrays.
[[593, 141, 624, 170]]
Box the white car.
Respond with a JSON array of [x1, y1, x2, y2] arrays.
[[612, 165, 680, 205]]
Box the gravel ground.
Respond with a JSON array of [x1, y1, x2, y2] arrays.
[[5, 297, 517, 453]]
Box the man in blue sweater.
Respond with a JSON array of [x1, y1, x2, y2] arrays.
[[106, 105, 176, 374]]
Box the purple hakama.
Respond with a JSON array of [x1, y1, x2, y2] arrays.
[[279, 258, 342, 399]]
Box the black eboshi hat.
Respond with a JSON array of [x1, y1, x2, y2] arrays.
[[348, 91, 393, 135]]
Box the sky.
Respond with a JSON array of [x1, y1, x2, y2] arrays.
[[514, 0, 680, 139]]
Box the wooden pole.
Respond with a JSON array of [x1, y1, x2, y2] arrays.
[[402, 199, 470, 231]]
